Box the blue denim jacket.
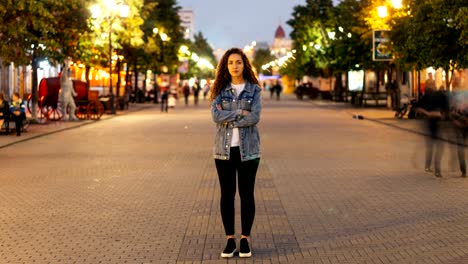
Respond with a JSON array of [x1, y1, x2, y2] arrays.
[[211, 82, 262, 161]]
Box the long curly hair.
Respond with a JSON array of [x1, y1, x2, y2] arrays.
[[209, 48, 259, 102]]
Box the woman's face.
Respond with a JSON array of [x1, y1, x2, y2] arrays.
[[227, 53, 244, 79]]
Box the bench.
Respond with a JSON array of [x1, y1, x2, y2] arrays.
[[1, 116, 29, 135], [358, 92, 388, 107]]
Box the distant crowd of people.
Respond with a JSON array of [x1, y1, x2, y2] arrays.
[[157, 78, 212, 113], [263, 80, 283, 100]]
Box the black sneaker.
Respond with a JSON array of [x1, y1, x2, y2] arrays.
[[239, 238, 252, 258], [435, 171, 442, 178], [221, 238, 237, 258]]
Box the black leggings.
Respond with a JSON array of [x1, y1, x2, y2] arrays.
[[12, 112, 25, 135], [215, 147, 259, 236]]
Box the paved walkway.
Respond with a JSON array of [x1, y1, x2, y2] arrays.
[[2, 96, 456, 149], [0, 104, 154, 149], [1, 95, 468, 263]]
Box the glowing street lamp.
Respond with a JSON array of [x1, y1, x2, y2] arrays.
[[377, 6, 388, 18], [160, 33, 169, 42], [391, 0, 403, 9], [90, 0, 129, 114]]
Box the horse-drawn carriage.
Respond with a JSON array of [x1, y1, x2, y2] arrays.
[[27, 77, 105, 120]]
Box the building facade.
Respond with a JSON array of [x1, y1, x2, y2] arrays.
[[178, 9, 194, 41]]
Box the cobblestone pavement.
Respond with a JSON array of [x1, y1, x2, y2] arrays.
[[1, 95, 468, 263]]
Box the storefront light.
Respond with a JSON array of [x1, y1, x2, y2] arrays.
[[39, 60, 49, 69]]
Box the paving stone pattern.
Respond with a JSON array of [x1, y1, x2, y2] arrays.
[[1, 96, 468, 263]]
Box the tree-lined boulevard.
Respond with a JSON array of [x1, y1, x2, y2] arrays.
[[2, 96, 468, 263]]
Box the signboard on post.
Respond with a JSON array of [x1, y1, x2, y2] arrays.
[[178, 59, 189, 74], [373, 30, 392, 61]]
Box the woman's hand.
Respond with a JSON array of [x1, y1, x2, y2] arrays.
[[216, 104, 222, 111], [241, 110, 250, 116]]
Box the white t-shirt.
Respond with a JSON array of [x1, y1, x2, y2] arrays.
[[231, 83, 245, 147]]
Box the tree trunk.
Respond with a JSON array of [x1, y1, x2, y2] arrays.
[[125, 63, 130, 102], [395, 64, 401, 109], [359, 69, 366, 107], [153, 72, 159, 104], [116, 57, 121, 99], [31, 53, 39, 121], [134, 61, 141, 103], [445, 66, 452, 91], [85, 65, 91, 90], [334, 72, 343, 101], [417, 70, 421, 99]]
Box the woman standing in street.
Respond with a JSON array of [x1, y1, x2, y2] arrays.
[[210, 48, 262, 258]]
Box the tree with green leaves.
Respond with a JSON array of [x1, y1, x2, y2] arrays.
[[180, 32, 216, 79], [389, 0, 467, 89], [0, 0, 91, 119], [287, 0, 334, 78], [252, 48, 276, 75], [139, 0, 184, 74]]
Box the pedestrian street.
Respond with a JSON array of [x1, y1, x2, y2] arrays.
[[1, 96, 468, 263]]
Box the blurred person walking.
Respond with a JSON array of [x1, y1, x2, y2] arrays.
[[210, 48, 262, 258], [193, 79, 201, 105], [160, 84, 169, 113], [415, 87, 449, 177], [272, 79, 282, 101], [449, 91, 468, 177], [183, 82, 190, 106], [203, 79, 211, 100], [269, 81, 275, 99]]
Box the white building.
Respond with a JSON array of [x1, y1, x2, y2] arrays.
[[178, 9, 194, 40]]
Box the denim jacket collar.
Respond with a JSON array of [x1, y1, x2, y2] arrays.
[[225, 82, 255, 94]]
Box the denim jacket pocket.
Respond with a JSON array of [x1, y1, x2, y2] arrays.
[[221, 98, 233, 110], [239, 97, 253, 111]]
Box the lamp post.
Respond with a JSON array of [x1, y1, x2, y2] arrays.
[[91, 1, 129, 114], [376, 1, 403, 109]]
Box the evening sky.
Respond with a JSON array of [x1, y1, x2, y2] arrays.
[[176, 0, 306, 50]]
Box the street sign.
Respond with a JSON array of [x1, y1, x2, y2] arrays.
[[178, 59, 189, 73], [373, 30, 392, 61]]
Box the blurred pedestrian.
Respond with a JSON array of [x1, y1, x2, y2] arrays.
[[425, 72, 436, 91], [272, 79, 282, 101], [415, 87, 449, 177], [449, 91, 468, 177], [203, 79, 211, 100], [0, 93, 9, 133], [183, 81, 190, 106], [193, 79, 201, 106], [160, 85, 169, 112], [210, 47, 262, 259], [153, 81, 159, 104], [269, 81, 275, 99]]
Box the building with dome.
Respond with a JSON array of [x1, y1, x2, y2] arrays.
[[271, 25, 292, 57]]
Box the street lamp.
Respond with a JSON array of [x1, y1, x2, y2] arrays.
[[91, 0, 129, 114], [152, 27, 170, 70], [377, 6, 388, 18]]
